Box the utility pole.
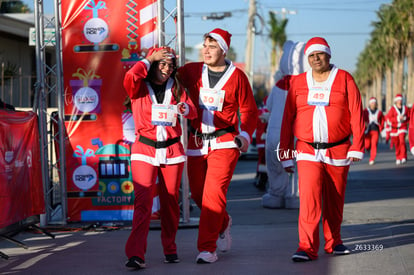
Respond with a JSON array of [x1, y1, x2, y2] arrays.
[[244, 0, 256, 88]]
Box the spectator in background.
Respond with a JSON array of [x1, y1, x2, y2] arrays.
[[363, 97, 384, 165], [253, 96, 269, 191]]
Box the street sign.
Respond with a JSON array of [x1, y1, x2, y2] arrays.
[[29, 27, 56, 46]]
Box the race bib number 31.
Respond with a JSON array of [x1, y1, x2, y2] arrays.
[[199, 88, 225, 111], [307, 87, 331, 106], [151, 104, 177, 126]]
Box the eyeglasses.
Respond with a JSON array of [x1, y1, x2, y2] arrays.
[[159, 61, 176, 70]]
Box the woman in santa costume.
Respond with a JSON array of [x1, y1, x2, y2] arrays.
[[363, 97, 384, 165], [177, 28, 257, 264], [279, 37, 365, 262], [386, 94, 410, 165], [123, 47, 197, 269]]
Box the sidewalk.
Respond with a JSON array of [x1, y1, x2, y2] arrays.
[[1, 143, 413, 274]]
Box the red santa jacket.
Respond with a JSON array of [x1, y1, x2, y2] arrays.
[[409, 107, 414, 155], [386, 105, 410, 136], [177, 61, 257, 156], [123, 59, 197, 165], [363, 108, 384, 134], [279, 66, 365, 167]]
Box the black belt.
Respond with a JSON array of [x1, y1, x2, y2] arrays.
[[306, 136, 349, 150], [138, 135, 180, 149], [190, 126, 235, 140]]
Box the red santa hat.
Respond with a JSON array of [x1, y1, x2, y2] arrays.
[[304, 37, 331, 57], [369, 97, 377, 104], [394, 94, 403, 102], [206, 28, 232, 54]]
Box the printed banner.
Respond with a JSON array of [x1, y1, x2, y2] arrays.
[[61, 0, 159, 222], [0, 110, 44, 229]]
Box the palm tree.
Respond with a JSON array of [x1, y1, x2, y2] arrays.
[[268, 11, 288, 85], [355, 0, 414, 111]]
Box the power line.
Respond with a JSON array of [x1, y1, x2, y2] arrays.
[[180, 32, 370, 37]]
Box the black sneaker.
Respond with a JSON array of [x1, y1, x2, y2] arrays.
[[333, 244, 351, 255], [125, 256, 146, 269], [164, 254, 180, 263], [292, 251, 312, 262]]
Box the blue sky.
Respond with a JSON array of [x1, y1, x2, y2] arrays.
[[28, 0, 392, 73], [180, 0, 392, 73]]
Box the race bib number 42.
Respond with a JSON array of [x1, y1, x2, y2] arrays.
[[199, 88, 225, 111], [151, 104, 177, 126]]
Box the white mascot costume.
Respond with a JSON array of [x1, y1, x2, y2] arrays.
[[262, 40, 310, 209]]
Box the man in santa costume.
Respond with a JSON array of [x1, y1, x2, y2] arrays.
[[363, 97, 384, 165], [177, 28, 257, 264], [279, 37, 365, 262], [123, 47, 197, 269], [409, 105, 414, 156], [386, 94, 410, 164]]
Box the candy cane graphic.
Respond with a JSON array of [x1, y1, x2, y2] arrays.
[[122, 0, 158, 69]]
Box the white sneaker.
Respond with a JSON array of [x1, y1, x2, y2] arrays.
[[396, 160, 401, 165], [196, 251, 218, 264], [217, 215, 232, 252], [401, 158, 407, 164], [369, 160, 375, 165]]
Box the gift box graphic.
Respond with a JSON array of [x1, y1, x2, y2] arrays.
[[70, 68, 102, 114]]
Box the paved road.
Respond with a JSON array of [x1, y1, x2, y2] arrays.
[[1, 143, 413, 274]]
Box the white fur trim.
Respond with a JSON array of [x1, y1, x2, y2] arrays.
[[369, 98, 377, 104], [208, 33, 228, 53], [296, 153, 351, 166], [394, 95, 403, 102], [131, 153, 186, 166], [142, 59, 151, 71], [346, 151, 364, 160], [239, 131, 251, 145], [411, 147, 414, 156], [305, 44, 331, 57]]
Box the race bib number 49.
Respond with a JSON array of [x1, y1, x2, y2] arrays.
[[199, 88, 225, 111], [307, 87, 331, 106], [151, 104, 177, 126]]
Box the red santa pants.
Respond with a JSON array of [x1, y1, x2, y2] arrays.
[[364, 130, 379, 161], [391, 133, 407, 161], [188, 148, 239, 252], [125, 160, 183, 260], [257, 147, 266, 172], [296, 161, 349, 259]]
